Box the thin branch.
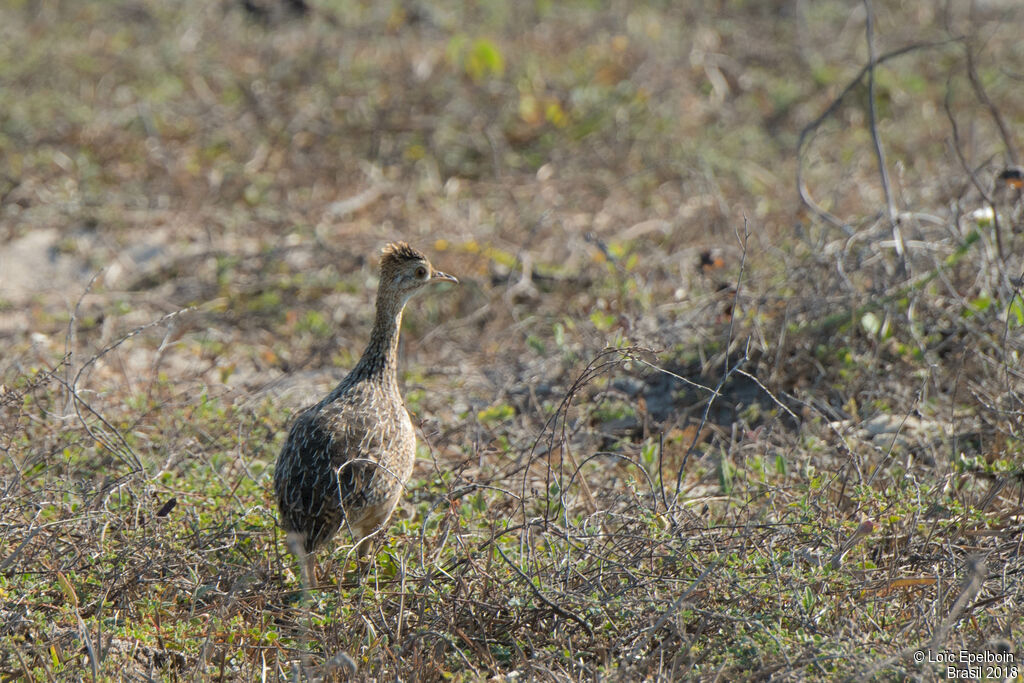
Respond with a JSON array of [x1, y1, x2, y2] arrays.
[[862, 0, 904, 265], [796, 37, 957, 232], [673, 221, 751, 503], [944, 72, 1006, 264], [493, 544, 594, 642], [964, 41, 1019, 165]]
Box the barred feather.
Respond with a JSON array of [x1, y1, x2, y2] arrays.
[[273, 243, 453, 564]]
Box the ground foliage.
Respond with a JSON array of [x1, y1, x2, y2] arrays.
[[1, 0, 1024, 680]]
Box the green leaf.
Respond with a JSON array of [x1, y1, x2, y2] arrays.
[[465, 38, 505, 82], [719, 457, 735, 494], [553, 322, 566, 348], [1008, 295, 1024, 328], [860, 311, 882, 337], [967, 293, 992, 316], [477, 402, 515, 425], [590, 311, 616, 331]]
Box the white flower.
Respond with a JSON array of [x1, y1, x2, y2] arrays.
[[969, 206, 995, 226]]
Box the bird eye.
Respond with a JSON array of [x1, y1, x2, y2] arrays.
[[415, 266, 427, 279]]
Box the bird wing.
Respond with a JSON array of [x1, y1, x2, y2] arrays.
[[274, 384, 409, 551], [274, 409, 340, 530], [320, 394, 404, 507]]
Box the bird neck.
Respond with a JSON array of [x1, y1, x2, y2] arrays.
[[348, 292, 407, 385]]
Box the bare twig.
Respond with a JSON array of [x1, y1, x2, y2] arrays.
[[673, 220, 751, 503], [862, 0, 904, 267], [626, 559, 718, 662], [493, 544, 594, 642], [944, 74, 1007, 269], [964, 42, 1019, 165], [797, 38, 956, 231]]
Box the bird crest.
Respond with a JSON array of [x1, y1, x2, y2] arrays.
[[380, 241, 425, 266]]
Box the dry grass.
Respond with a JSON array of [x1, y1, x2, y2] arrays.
[[2, 0, 1024, 680]]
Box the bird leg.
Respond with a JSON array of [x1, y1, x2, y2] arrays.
[[354, 536, 375, 584], [285, 531, 318, 591], [300, 553, 318, 590], [337, 537, 375, 587]]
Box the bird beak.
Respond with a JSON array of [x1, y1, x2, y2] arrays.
[[431, 270, 459, 284]]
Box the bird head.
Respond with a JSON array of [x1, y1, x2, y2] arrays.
[[379, 242, 458, 302]]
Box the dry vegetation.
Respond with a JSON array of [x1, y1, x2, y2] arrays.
[[2, 0, 1024, 680]]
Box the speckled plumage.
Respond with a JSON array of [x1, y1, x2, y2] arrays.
[[274, 242, 456, 578]]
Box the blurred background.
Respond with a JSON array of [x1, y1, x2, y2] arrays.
[[2, 0, 1023, 679], [2, 1, 1020, 397]]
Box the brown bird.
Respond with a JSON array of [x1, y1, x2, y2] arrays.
[[273, 242, 457, 585]]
